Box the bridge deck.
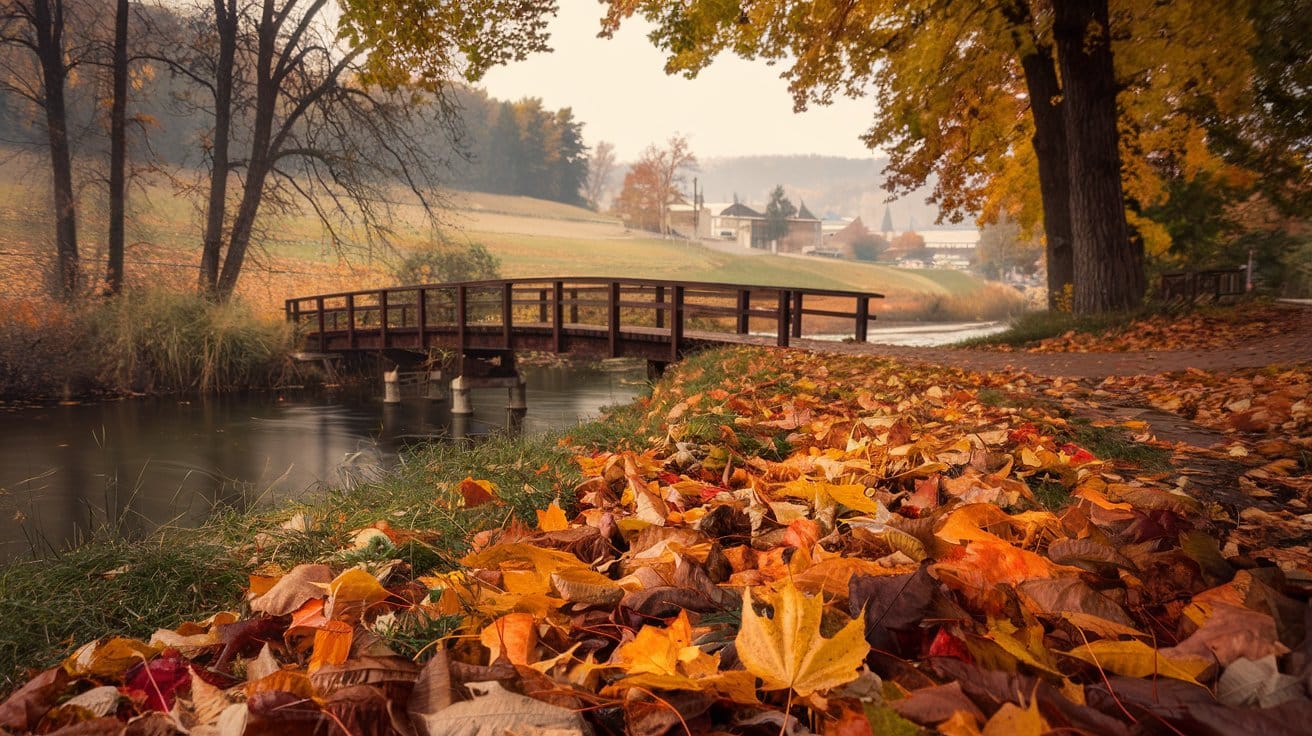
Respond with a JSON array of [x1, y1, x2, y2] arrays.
[[286, 277, 883, 364]]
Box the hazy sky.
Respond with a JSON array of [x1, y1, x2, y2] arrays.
[[478, 2, 881, 162]]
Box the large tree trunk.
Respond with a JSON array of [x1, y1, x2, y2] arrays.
[[34, 0, 78, 300], [215, 0, 277, 300], [1052, 0, 1144, 313], [199, 0, 237, 295], [1018, 48, 1075, 310], [105, 0, 128, 295]]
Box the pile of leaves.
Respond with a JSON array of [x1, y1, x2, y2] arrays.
[[3, 348, 1311, 736], [1002, 303, 1304, 353]]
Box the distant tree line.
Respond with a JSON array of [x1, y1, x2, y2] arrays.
[[443, 88, 589, 208]]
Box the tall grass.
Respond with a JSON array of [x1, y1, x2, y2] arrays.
[[0, 290, 294, 400], [91, 290, 293, 394], [881, 281, 1027, 322]]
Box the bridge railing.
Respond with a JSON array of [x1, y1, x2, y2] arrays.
[[285, 277, 884, 361]]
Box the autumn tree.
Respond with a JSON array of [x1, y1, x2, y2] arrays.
[[615, 135, 696, 235], [762, 184, 795, 245], [602, 0, 1255, 314], [171, 0, 557, 298], [0, 0, 89, 299]]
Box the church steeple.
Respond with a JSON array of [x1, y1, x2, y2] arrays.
[[880, 205, 894, 236]]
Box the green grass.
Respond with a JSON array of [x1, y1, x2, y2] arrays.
[[954, 309, 1144, 348], [1061, 419, 1173, 474]]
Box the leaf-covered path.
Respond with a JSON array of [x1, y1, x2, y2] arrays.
[[1, 310, 1309, 736], [800, 303, 1312, 378]]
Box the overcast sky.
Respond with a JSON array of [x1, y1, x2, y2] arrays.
[[478, 2, 881, 162]]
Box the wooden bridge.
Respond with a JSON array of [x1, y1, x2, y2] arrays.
[[285, 277, 884, 365]]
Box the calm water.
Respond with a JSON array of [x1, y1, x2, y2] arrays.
[[0, 361, 647, 560]]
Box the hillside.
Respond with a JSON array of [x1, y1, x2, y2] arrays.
[[0, 161, 1009, 319]]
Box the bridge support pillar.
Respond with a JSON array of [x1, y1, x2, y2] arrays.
[[383, 368, 401, 404], [450, 375, 473, 415], [508, 376, 528, 411], [450, 372, 527, 416], [425, 370, 446, 401]]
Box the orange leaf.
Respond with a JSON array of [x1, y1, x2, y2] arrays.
[[480, 613, 538, 665], [460, 477, 499, 507], [325, 568, 390, 622], [309, 621, 353, 673]]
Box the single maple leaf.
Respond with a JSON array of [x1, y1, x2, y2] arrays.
[[735, 579, 869, 697], [459, 477, 499, 507]]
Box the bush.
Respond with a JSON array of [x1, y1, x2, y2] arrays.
[[393, 240, 501, 285]]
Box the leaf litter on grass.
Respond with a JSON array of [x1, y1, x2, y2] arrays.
[[2, 347, 1311, 736]]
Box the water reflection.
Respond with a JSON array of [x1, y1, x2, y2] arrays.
[[0, 361, 647, 560]]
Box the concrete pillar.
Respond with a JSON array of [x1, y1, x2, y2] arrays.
[[507, 376, 527, 411], [425, 370, 445, 401], [383, 367, 401, 404], [450, 375, 473, 415], [450, 413, 470, 441]]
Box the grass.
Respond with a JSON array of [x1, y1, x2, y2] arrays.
[[954, 308, 1149, 348], [1061, 419, 1173, 474], [0, 387, 662, 686], [0, 290, 295, 400]]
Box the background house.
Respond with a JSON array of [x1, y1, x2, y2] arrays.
[[708, 201, 821, 252]]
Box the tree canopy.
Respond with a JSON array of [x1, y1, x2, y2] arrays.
[[602, 0, 1303, 311]]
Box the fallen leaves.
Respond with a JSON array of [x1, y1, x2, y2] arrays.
[[3, 346, 1311, 736]]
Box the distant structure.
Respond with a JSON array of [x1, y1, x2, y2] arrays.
[[708, 201, 822, 252], [880, 206, 894, 238]]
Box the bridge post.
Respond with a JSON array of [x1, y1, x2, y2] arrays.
[[508, 376, 527, 411], [450, 375, 472, 415], [655, 285, 665, 329], [346, 294, 356, 350], [569, 288, 579, 324], [855, 296, 869, 342], [383, 367, 401, 404], [426, 370, 445, 401], [380, 290, 390, 348], [776, 290, 791, 347], [669, 285, 684, 362], [316, 297, 325, 352], [791, 291, 804, 339], [608, 281, 621, 357], [417, 288, 427, 349], [552, 281, 564, 353], [736, 289, 750, 334], [502, 283, 513, 348], [456, 285, 467, 353]]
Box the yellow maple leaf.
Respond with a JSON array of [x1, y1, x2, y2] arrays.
[[536, 501, 569, 531], [735, 579, 869, 696], [1062, 640, 1212, 684]]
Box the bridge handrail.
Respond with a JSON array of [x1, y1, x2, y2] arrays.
[[286, 277, 884, 359]]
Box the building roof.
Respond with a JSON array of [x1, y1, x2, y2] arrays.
[[718, 202, 762, 218], [796, 201, 817, 220], [829, 216, 872, 245]]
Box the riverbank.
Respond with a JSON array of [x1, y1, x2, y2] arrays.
[[2, 345, 1309, 734], [0, 290, 294, 402]]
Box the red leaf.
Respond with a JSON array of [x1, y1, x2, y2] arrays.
[[926, 629, 973, 663]]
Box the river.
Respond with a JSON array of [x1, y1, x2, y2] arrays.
[[0, 360, 648, 561], [0, 322, 1006, 560]]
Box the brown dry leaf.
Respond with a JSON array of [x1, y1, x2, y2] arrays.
[[1164, 603, 1289, 666], [410, 680, 587, 736], [735, 578, 869, 696], [0, 666, 68, 731], [248, 564, 332, 616]]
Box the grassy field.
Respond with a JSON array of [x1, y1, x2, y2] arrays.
[[0, 161, 1016, 319]]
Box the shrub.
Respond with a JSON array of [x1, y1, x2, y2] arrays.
[[392, 240, 501, 285]]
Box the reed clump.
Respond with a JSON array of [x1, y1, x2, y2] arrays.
[[0, 289, 294, 400]]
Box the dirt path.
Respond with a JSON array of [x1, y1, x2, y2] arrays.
[[794, 304, 1312, 378]]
